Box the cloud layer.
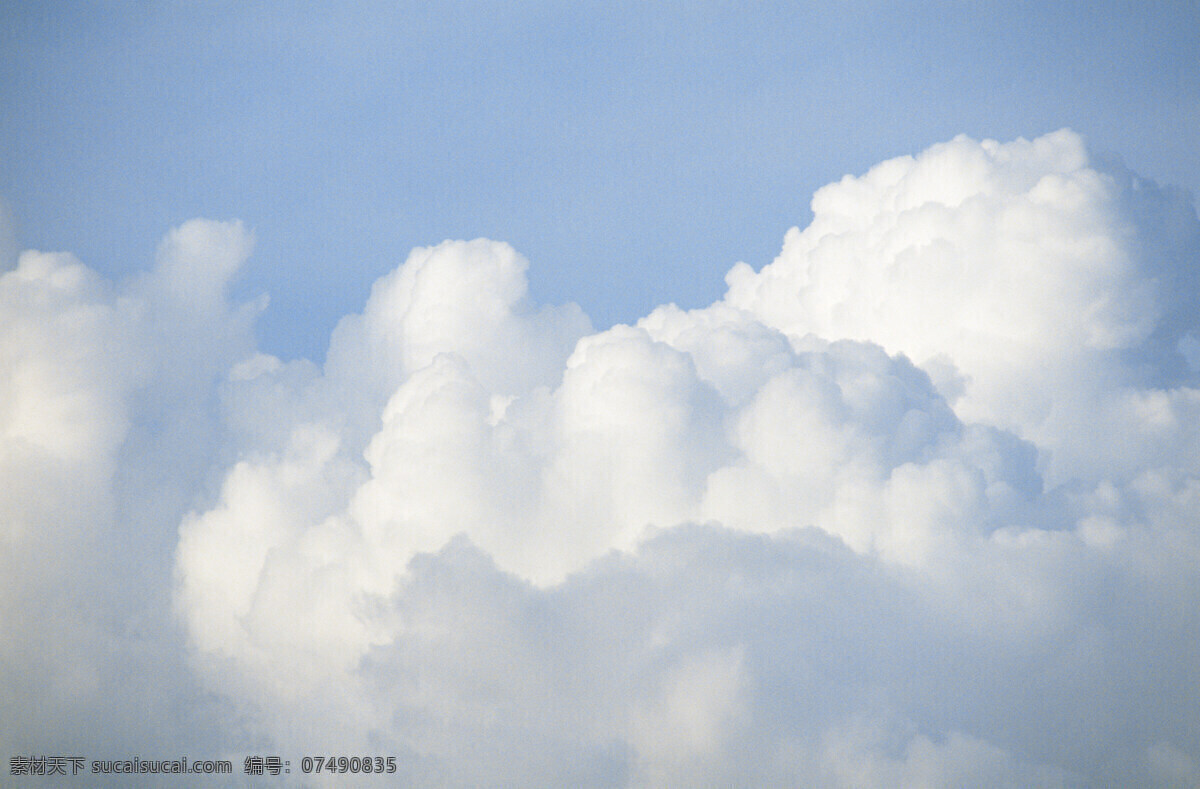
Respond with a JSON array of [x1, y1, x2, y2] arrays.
[[4, 130, 1200, 786]]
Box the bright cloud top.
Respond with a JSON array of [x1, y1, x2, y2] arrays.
[[4, 130, 1200, 786]]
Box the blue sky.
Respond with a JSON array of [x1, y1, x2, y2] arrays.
[[2, 1, 1197, 361], [7, 4, 1200, 784]]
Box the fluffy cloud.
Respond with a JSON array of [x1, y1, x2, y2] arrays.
[[5, 130, 1200, 786], [723, 130, 1200, 482], [0, 220, 256, 760]]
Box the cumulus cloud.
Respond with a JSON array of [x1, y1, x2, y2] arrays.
[[723, 130, 1200, 482], [0, 219, 256, 761], [4, 130, 1200, 786]]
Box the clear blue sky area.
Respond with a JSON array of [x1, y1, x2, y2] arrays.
[[2, 0, 1198, 362]]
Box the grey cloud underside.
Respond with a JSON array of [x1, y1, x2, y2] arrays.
[[2, 130, 1199, 786]]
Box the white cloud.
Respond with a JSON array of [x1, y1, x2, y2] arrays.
[[0, 220, 256, 761], [4, 131, 1200, 786], [723, 129, 1200, 482]]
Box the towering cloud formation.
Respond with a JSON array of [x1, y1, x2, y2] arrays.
[[724, 131, 1200, 482], [4, 131, 1200, 786], [0, 220, 257, 757]]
